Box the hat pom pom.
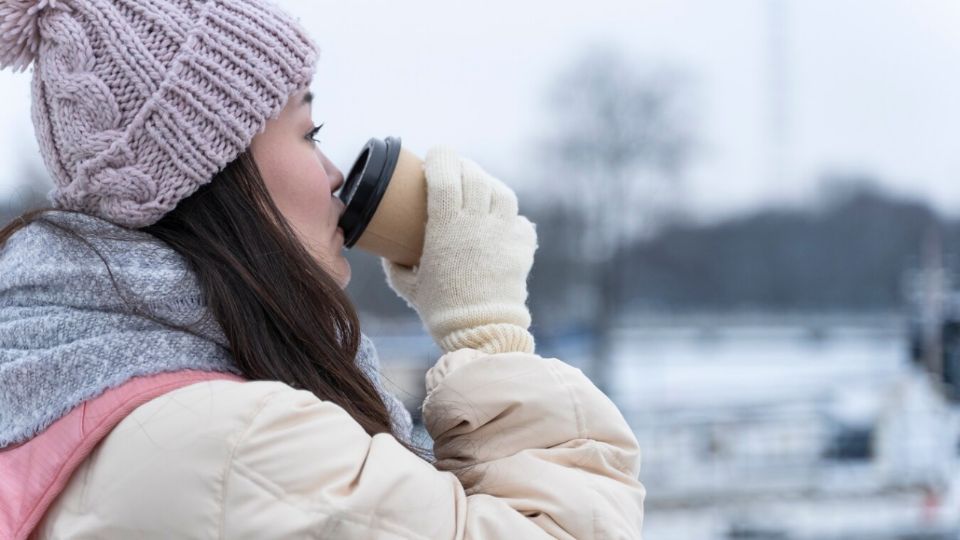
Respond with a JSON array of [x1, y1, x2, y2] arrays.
[[0, 0, 70, 73]]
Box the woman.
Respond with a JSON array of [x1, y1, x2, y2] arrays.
[[0, 0, 645, 538]]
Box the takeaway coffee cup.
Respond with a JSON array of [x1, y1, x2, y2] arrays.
[[337, 136, 426, 267]]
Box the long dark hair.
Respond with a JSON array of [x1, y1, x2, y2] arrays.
[[0, 149, 429, 459]]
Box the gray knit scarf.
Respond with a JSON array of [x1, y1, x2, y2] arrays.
[[0, 210, 412, 448]]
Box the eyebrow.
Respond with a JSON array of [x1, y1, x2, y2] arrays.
[[301, 91, 313, 106]]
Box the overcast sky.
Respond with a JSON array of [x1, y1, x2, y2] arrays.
[[1, 0, 959, 221]]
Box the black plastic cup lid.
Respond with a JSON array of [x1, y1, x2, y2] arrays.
[[337, 136, 402, 248]]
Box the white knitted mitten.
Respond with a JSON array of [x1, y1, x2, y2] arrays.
[[381, 145, 538, 355]]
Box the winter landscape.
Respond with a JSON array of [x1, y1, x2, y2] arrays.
[[3, 1, 960, 538]]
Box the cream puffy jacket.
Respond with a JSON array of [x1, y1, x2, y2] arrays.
[[32, 348, 645, 539]]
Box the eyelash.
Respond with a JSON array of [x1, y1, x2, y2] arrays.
[[306, 122, 325, 145]]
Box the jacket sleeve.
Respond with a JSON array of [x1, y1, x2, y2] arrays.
[[222, 348, 645, 539]]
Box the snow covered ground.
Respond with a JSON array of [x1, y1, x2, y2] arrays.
[[607, 314, 960, 539]]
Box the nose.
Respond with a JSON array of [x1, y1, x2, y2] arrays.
[[318, 150, 345, 194], [330, 168, 345, 194]]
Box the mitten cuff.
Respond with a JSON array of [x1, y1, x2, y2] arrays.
[[438, 323, 536, 355]]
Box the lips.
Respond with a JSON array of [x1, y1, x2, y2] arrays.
[[333, 199, 347, 236]]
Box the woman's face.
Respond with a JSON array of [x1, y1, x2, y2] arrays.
[[250, 87, 351, 288]]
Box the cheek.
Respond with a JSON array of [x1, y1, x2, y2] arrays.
[[267, 151, 334, 223]]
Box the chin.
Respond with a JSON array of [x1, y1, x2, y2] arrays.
[[336, 259, 352, 289]]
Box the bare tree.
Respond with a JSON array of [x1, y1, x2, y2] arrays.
[[531, 42, 699, 392]]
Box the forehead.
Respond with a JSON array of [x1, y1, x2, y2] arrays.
[[277, 88, 313, 121]]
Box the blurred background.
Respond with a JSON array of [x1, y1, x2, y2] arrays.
[[3, 1, 960, 538]]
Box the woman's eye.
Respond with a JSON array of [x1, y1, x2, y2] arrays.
[[306, 122, 325, 145]]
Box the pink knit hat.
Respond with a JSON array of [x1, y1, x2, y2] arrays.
[[0, 0, 319, 228]]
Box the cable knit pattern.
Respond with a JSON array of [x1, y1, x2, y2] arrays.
[[1, 0, 320, 228]]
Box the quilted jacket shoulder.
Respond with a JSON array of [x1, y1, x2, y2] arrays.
[[33, 349, 645, 539]]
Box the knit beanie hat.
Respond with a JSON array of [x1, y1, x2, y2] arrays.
[[0, 0, 320, 228]]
